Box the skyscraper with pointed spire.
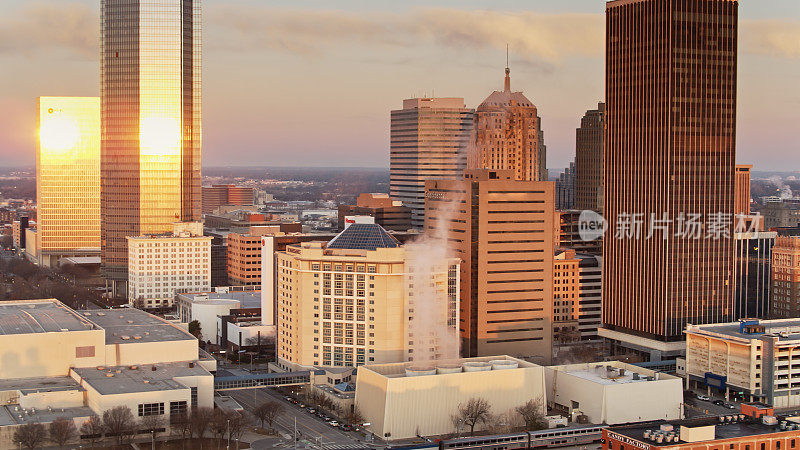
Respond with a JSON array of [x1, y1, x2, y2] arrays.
[[470, 59, 547, 181]]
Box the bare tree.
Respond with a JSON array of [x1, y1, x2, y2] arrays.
[[226, 410, 249, 442], [48, 417, 77, 448], [345, 406, 364, 426], [141, 414, 165, 442], [455, 397, 492, 436], [79, 415, 104, 449], [209, 408, 229, 442], [171, 412, 192, 444], [13, 422, 47, 450], [102, 405, 137, 445], [190, 407, 214, 441], [254, 401, 284, 431], [516, 398, 548, 431]]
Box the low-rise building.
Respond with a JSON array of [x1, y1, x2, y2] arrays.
[[686, 318, 800, 407], [127, 222, 211, 308], [337, 193, 412, 232], [355, 356, 545, 440], [0, 299, 214, 447], [602, 415, 800, 450], [544, 361, 683, 425], [771, 235, 800, 318]]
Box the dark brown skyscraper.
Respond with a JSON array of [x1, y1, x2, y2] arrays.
[[101, 0, 202, 296], [574, 103, 605, 212], [602, 0, 738, 357]]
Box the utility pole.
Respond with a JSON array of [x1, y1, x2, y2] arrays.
[[294, 416, 298, 450]]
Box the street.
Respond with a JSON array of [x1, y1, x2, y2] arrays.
[[225, 387, 373, 449]]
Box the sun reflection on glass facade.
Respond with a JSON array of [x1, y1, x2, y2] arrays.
[[36, 97, 101, 267], [101, 0, 201, 291]]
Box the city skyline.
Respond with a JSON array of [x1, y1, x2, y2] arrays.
[[0, 0, 798, 170]]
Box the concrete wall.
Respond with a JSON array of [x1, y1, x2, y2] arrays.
[[0, 329, 105, 379], [356, 362, 546, 440], [104, 339, 198, 367], [544, 363, 683, 425]]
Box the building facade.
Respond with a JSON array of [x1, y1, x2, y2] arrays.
[[686, 318, 800, 407], [602, 0, 739, 357], [274, 224, 459, 369], [390, 98, 474, 229], [101, 0, 202, 293], [471, 67, 547, 182], [36, 97, 101, 267], [555, 162, 576, 211], [202, 184, 255, 214], [574, 102, 605, 212], [553, 249, 604, 354], [556, 210, 603, 255], [426, 169, 555, 362], [734, 230, 775, 319], [771, 235, 800, 318], [127, 222, 211, 308], [337, 193, 412, 232]]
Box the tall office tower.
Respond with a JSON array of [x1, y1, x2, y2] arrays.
[[36, 97, 101, 267], [555, 162, 576, 210], [274, 224, 459, 369], [734, 229, 774, 319], [602, 0, 738, 360], [471, 67, 547, 182], [735, 165, 752, 215], [426, 169, 555, 362], [574, 103, 605, 212], [101, 0, 202, 295], [390, 98, 473, 229]]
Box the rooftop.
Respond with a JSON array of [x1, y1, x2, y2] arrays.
[[326, 223, 400, 250], [0, 405, 94, 427], [608, 416, 792, 445], [72, 361, 210, 395], [0, 375, 82, 394], [550, 361, 678, 385], [687, 318, 800, 343], [178, 290, 261, 309], [362, 356, 536, 378], [82, 308, 195, 344], [0, 300, 95, 336]]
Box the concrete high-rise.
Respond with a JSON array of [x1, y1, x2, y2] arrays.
[[426, 169, 555, 362], [390, 98, 473, 229], [602, 0, 738, 359], [555, 162, 575, 210], [574, 103, 605, 212], [101, 0, 202, 295], [36, 97, 101, 267], [470, 67, 547, 182]]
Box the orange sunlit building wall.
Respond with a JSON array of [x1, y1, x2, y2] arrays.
[[735, 165, 752, 215]]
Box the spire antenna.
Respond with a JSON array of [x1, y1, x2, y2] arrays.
[[504, 44, 511, 92]]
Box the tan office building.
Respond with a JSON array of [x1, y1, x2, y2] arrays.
[[390, 98, 474, 229], [574, 102, 605, 212], [275, 223, 459, 369], [471, 67, 547, 182], [36, 97, 101, 267], [426, 169, 555, 362], [771, 235, 800, 318]]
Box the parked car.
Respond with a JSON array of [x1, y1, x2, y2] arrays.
[[328, 421, 339, 427], [712, 400, 725, 406], [724, 403, 736, 409], [697, 395, 711, 401]]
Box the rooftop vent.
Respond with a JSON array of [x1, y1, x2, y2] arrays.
[[126, 320, 134, 324], [151, 366, 157, 371], [97, 312, 105, 316], [105, 373, 114, 378], [133, 335, 142, 340], [120, 335, 130, 340], [96, 366, 105, 371], [129, 365, 138, 370], [189, 362, 195, 368]]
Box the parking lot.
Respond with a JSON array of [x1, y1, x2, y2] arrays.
[[685, 390, 744, 417]]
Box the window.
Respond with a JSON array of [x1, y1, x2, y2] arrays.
[[138, 403, 164, 417], [170, 401, 187, 417], [191, 387, 198, 408]]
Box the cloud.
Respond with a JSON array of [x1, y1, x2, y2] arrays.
[[206, 6, 604, 66], [0, 1, 97, 59], [741, 20, 800, 59]]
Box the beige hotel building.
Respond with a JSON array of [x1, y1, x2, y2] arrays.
[[36, 97, 101, 267], [274, 223, 459, 369]]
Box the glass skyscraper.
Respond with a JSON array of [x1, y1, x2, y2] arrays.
[[36, 97, 101, 267], [100, 0, 201, 294]]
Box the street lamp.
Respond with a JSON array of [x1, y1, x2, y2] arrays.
[[227, 418, 231, 450]]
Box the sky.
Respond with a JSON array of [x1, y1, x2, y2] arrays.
[[0, 0, 799, 171]]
